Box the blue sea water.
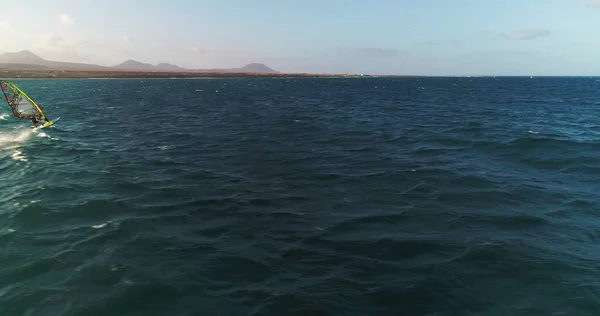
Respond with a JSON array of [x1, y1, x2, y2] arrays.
[[1, 76, 600, 315]]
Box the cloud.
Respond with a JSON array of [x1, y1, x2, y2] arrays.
[[336, 47, 410, 58], [40, 33, 63, 47], [189, 46, 238, 55], [191, 46, 215, 54], [190, 46, 216, 54], [585, 0, 600, 7], [505, 28, 551, 40], [468, 50, 531, 57], [358, 48, 407, 58], [58, 13, 76, 25], [29, 32, 92, 64], [416, 40, 462, 47], [114, 36, 134, 55], [36, 33, 87, 54], [0, 20, 11, 28]]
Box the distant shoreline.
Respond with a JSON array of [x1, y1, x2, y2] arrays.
[[1, 70, 594, 79], [0, 69, 398, 79]]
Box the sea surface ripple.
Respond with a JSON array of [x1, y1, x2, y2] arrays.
[[1, 77, 600, 315]]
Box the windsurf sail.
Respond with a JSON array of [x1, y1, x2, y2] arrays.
[[0, 80, 48, 122]]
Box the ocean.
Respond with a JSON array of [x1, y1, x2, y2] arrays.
[[1, 76, 600, 315]]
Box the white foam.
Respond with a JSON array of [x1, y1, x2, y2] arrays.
[[0, 228, 15, 234], [0, 129, 34, 147], [92, 221, 111, 229], [36, 132, 59, 141], [0, 126, 58, 164], [0, 125, 59, 154], [11, 150, 27, 162]]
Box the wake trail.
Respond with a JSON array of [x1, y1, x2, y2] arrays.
[[0, 126, 55, 162], [0, 128, 35, 147]]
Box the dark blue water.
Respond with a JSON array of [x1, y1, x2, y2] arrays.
[[1, 76, 600, 315]]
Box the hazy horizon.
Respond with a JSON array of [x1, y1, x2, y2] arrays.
[[1, 0, 599, 76]]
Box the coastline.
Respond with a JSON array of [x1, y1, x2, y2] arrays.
[[0, 69, 395, 79]]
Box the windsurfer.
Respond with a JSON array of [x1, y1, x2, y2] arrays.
[[1, 80, 57, 128], [30, 115, 43, 127]]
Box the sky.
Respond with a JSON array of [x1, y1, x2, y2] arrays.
[[0, 0, 599, 75]]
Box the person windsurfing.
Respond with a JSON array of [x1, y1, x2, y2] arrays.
[[30, 114, 43, 127]]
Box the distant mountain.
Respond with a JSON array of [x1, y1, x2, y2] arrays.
[[111, 60, 189, 72], [0, 50, 45, 64], [155, 63, 187, 72], [230, 63, 278, 74], [0, 50, 109, 71], [0, 50, 279, 74], [190, 63, 279, 74], [112, 59, 155, 71]]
